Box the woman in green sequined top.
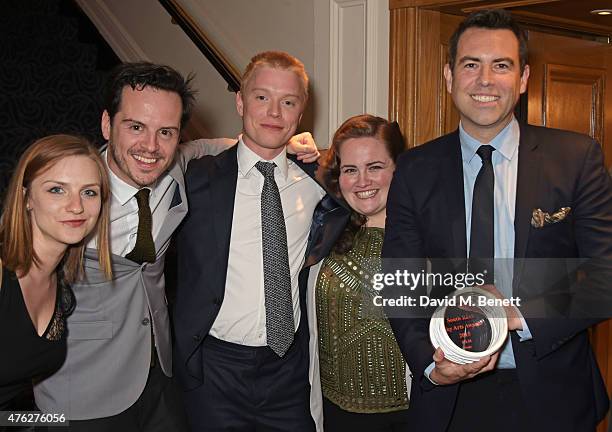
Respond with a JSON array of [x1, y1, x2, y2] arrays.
[[312, 115, 410, 431]]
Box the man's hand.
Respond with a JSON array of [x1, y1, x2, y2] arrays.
[[479, 284, 523, 331], [429, 347, 498, 385], [287, 132, 320, 163]]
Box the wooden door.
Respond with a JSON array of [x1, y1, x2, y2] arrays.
[[527, 30, 612, 168]]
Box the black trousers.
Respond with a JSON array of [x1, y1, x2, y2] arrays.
[[60, 356, 189, 432], [183, 330, 314, 432], [447, 369, 529, 432], [323, 397, 411, 432]]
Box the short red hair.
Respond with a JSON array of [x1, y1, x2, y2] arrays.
[[241, 51, 309, 101]]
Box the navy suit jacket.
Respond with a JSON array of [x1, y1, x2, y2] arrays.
[[382, 123, 612, 431], [172, 144, 350, 391]]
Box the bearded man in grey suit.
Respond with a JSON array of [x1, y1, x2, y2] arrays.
[[34, 62, 318, 431]]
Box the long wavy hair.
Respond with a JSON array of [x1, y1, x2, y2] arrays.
[[0, 134, 112, 282], [322, 114, 405, 254]]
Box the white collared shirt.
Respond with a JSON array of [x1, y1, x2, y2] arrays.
[[87, 150, 177, 256], [209, 139, 326, 346], [460, 117, 531, 368]]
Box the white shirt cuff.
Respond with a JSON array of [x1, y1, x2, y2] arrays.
[[516, 316, 532, 341], [424, 362, 439, 385]]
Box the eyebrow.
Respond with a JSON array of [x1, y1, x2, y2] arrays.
[[121, 118, 144, 125], [340, 160, 387, 168], [458, 56, 481, 64], [458, 56, 515, 65], [42, 180, 101, 188], [121, 118, 179, 131], [495, 57, 515, 65], [251, 88, 302, 99]]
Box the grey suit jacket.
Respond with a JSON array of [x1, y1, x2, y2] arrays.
[[34, 139, 234, 420]]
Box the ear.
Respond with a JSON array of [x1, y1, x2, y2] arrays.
[[236, 92, 244, 117], [101, 110, 112, 141], [443, 64, 453, 94], [519, 64, 530, 94], [23, 187, 32, 211]]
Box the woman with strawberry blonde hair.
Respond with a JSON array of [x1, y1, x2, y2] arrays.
[[0, 134, 112, 410]]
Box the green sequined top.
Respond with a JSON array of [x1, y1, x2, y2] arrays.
[[316, 227, 409, 413]]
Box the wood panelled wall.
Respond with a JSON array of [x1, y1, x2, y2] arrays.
[[389, 9, 463, 148], [527, 30, 612, 169], [389, 7, 417, 146]]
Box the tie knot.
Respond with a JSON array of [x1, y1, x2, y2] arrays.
[[476, 145, 494, 162], [255, 161, 276, 178], [134, 188, 151, 207]]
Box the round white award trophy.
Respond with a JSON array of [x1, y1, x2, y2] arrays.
[[429, 287, 508, 364]]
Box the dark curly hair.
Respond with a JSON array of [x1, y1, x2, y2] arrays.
[[103, 62, 197, 128], [322, 114, 405, 254], [448, 9, 528, 74]]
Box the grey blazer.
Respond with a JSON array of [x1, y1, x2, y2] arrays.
[[34, 139, 234, 420]]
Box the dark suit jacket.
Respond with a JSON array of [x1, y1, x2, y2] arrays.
[[382, 123, 612, 431], [172, 144, 350, 391]]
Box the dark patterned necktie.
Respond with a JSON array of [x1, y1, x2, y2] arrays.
[[126, 188, 156, 264], [469, 145, 495, 284], [255, 161, 295, 357]]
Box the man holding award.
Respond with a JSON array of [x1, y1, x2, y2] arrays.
[[382, 9, 612, 432]]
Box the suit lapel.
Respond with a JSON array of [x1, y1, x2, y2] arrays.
[[154, 162, 187, 252], [211, 145, 239, 266], [513, 124, 542, 285], [442, 131, 468, 259], [291, 156, 351, 268], [304, 195, 349, 268]]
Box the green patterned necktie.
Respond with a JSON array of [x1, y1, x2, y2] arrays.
[[126, 188, 156, 264]]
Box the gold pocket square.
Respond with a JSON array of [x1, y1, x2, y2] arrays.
[[531, 207, 571, 228]]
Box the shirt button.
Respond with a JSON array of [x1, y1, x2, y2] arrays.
[[142, 317, 150, 326]]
